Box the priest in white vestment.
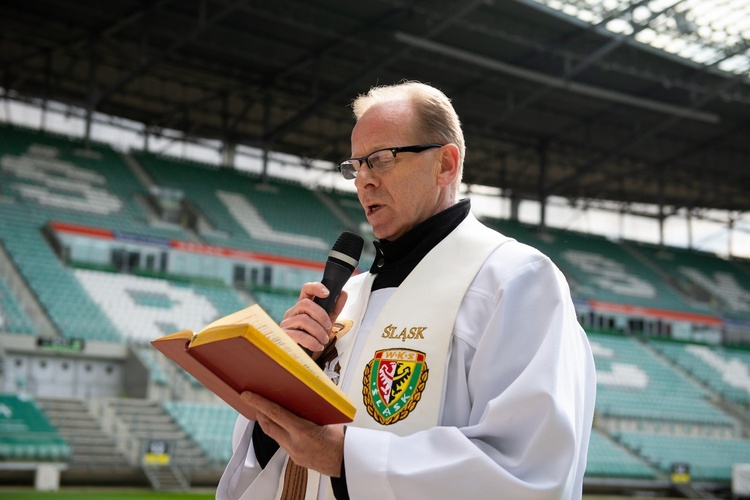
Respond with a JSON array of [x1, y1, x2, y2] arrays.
[[216, 81, 596, 500]]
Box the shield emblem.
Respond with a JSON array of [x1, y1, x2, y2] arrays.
[[362, 349, 429, 425]]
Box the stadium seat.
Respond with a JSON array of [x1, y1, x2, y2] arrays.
[[133, 152, 348, 262], [633, 243, 750, 321], [74, 269, 245, 343], [163, 401, 237, 463], [0, 277, 36, 335], [585, 428, 656, 479], [653, 339, 750, 406], [0, 394, 70, 463], [590, 332, 734, 426], [615, 432, 750, 481], [482, 218, 712, 314]]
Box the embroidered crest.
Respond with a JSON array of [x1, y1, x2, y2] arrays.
[[362, 349, 429, 425]]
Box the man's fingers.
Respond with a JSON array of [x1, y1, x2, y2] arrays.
[[243, 392, 292, 426], [243, 392, 299, 445], [254, 409, 285, 442], [279, 312, 330, 350], [240, 391, 344, 476], [331, 290, 348, 321], [297, 282, 330, 303], [281, 285, 336, 351]]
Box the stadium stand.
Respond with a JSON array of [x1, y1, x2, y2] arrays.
[[615, 432, 750, 481], [0, 125, 191, 341], [652, 340, 750, 406], [339, 193, 369, 230], [133, 152, 347, 262], [135, 347, 170, 388], [589, 332, 735, 427], [251, 288, 298, 324], [0, 125, 188, 239], [315, 187, 376, 270], [35, 398, 129, 470], [88, 397, 215, 490], [0, 393, 69, 490], [483, 218, 714, 314], [73, 269, 245, 343], [0, 126, 254, 343], [0, 203, 122, 342], [0, 393, 69, 462], [632, 242, 750, 321], [3, 125, 750, 496], [135, 345, 208, 402], [317, 188, 370, 235], [0, 277, 35, 335], [585, 428, 656, 479], [163, 402, 237, 464]]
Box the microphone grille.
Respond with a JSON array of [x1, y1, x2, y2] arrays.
[[332, 231, 364, 261]]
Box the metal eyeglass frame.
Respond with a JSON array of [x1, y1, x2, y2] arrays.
[[337, 143, 444, 180]]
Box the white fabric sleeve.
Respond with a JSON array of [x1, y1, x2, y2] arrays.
[[342, 246, 596, 500]]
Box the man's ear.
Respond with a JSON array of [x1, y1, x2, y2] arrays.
[[435, 144, 460, 188]]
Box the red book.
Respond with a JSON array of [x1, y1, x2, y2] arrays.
[[151, 305, 355, 425]]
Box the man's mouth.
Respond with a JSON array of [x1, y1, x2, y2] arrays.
[[367, 204, 383, 215]]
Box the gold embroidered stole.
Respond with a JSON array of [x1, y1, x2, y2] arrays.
[[338, 214, 505, 435]]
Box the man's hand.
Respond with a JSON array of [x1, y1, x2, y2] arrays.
[[242, 391, 345, 477], [279, 282, 347, 356]]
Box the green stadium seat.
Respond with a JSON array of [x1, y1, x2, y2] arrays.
[[585, 429, 656, 478], [616, 432, 750, 481], [653, 339, 750, 405], [589, 332, 734, 426], [0, 394, 70, 463], [634, 243, 750, 321], [163, 401, 237, 463], [483, 218, 712, 315], [0, 277, 36, 334], [134, 152, 349, 262]]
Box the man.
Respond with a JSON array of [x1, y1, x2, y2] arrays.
[[217, 81, 596, 499]]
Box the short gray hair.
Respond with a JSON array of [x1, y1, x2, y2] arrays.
[[352, 81, 464, 196]]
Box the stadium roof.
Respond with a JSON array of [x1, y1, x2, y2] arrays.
[[1, 0, 749, 217], [536, 0, 750, 75]]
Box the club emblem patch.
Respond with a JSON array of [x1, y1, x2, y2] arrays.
[[362, 349, 429, 425]]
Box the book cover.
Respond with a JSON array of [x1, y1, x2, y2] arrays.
[[151, 304, 355, 425]]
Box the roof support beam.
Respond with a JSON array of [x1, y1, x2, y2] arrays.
[[264, 0, 488, 145], [581, 121, 750, 211], [394, 32, 719, 124], [0, 0, 175, 90], [480, 0, 677, 129], [545, 74, 746, 199], [93, 0, 250, 110]]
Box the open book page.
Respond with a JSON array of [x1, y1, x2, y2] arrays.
[[201, 303, 269, 330]]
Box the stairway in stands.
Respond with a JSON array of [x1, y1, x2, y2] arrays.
[[103, 398, 210, 490], [37, 398, 129, 470], [142, 462, 190, 491]]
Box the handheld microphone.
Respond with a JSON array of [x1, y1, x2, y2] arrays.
[[314, 231, 364, 314], [299, 231, 364, 355]]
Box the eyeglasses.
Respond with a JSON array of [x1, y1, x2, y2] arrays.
[[337, 143, 443, 180]]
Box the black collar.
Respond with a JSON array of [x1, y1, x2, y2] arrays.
[[369, 198, 471, 291]]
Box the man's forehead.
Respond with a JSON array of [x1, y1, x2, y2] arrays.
[[356, 97, 412, 119], [351, 103, 417, 151]]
